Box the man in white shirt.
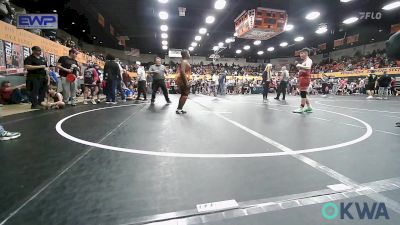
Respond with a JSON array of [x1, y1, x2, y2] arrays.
[[275, 66, 289, 100], [293, 48, 313, 113], [135, 61, 147, 101]]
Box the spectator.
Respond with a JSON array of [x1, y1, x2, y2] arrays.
[[149, 57, 171, 104], [83, 64, 99, 105], [377, 71, 391, 100], [0, 124, 20, 141], [24, 46, 49, 109], [135, 61, 147, 101], [57, 49, 80, 106], [0, 0, 14, 24], [103, 54, 121, 104], [0, 81, 28, 104], [42, 87, 65, 109]]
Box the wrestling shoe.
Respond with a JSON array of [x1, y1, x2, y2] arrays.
[[0, 131, 21, 141], [303, 106, 313, 113], [176, 109, 187, 114], [292, 107, 304, 113]]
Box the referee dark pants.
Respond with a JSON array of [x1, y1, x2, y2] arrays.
[[151, 79, 170, 102], [27, 76, 47, 108], [136, 80, 147, 100], [276, 81, 287, 100]]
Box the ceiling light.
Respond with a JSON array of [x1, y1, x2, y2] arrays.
[[205, 16, 215, 24], [161, 33, 168, 39], [343, 16, 359, 24], [93, 36, 97, 40], [253, 40, 261, 45], [225, 38, 234, 43], [199, 28, 207, 34], [213, 46, 219, 51], [195, 36, 202, 41], [316, 27, 328, 34], [236, 49, 242, 54], [160, 25, 168, 31], [215, 0, 226, 10], [71, 22, 75, 25], [53, 10, 57, 13], [382, 1, 400, 10], [99, 41, 103, 44], [162, 46, 168, 50], [257, 51, 264, 55], [243, 45, 250, 50], [162, 40, 168, 45], [233, 32, 238, 37], [305, 11, 320, 20], [218, 42, 224, 47], [159, 11, 168, 20], [158, 0, 168, 3], [267, 47, 275, 52], [191, 42, 198, 47], [280, 42, 288, 47], [189, 46, 194, 51], [82, 29, 86, 32], [340, 0, 353, 2], [294, 36, 304, 42], [284, 24, 294, 31]]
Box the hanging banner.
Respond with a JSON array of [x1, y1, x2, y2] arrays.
[[110, 25, 115, 36], [98, 13, 105, 27], [391, 23, 400, 34], [4, 41, 13, 68], [318, 43, 327, 50], [334, 38, 345, 47], [346, 34, 359, 44]]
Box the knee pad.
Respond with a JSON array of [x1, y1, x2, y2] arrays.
[[300, 91, 307, 98]]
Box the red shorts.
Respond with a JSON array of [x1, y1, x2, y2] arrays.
[[298, 70, 311, 90]]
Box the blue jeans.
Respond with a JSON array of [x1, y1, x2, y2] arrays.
[[106, 79, 118, 102]]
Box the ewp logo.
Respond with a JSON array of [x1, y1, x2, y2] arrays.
[[322, 202, 390, 220], [17, 14, 58, 29]]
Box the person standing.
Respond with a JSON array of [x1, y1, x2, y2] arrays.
[[0, 124, 20, 141], [175, 50, 191, 114], [149, 57, 171, 104], [275, 66, 289, 100], [135, 61, 147, 101], [103, 54, 121, 104], [293, 48, 313, 113], [366, 69, 377, 99], [57, 49, 80, 106], [320, 74, 329, 97], [24, 46, 49, 109], [83, 64, 99, 105], [218, 70, 227, 95], [377, 71, 391, 100], [262, 64, 272, 102]]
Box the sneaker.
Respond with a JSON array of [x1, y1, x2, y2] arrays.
[[0, 131, 21, 141], [121, 99, 127, 103], [303, 106, 313, 113], [376, 97, 382, 100], [367, 96, 373, 99], [105, 101, 112, 104], [176, 109, 187, 114], [91, 99, 97, 105], [83, 100, 88, 105], [166, 100, 172, 104], [111, 101, 117, 105], [71, 100, 77, 106], [67, 101, 72, 105], [274, 97, 280, 101], [292, 107, 304, 113]]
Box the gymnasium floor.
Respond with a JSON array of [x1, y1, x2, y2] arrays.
[[1, 94, 400, 225]]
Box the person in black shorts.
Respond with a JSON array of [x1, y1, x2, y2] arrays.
[[83, 64, 99, 105]]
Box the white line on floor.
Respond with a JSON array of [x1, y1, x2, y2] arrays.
[[315, 101, 400, 114]]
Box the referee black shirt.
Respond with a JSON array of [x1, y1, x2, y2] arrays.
[[24, 55, 47, 78]]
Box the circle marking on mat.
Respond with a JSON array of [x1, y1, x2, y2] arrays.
[[56, 104, 373, 158]]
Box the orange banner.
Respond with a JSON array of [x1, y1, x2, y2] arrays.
[[334, 38, 345, 47], [346, 34, 359, 44], [98, 13, 105, 27]]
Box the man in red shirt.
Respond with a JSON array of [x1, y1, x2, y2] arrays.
[[0, 81, 27, 104]]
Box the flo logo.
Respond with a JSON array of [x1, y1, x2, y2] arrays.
[[359, 12, 382, 20], [321, 202, 390, 220]]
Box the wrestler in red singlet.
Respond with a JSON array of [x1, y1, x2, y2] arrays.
[[293, 48, 313, 113]]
